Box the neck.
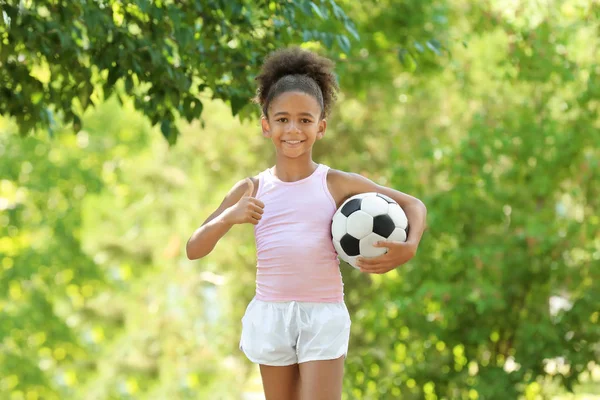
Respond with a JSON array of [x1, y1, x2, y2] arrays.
[[273, 155, 318, 182]]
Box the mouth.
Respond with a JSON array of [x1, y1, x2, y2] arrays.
[[282, 140, 305, 145]]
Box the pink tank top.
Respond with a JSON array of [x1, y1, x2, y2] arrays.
[[253, 164, 343, 302]]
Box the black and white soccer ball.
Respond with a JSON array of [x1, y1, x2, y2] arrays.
[[331, 192, 409, 269]]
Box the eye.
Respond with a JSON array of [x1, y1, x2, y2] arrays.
[[277, 118, 288, 123], [301, 118, 312, 123]]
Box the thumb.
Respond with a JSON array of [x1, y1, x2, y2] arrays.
[[243, 177, 254, 197]]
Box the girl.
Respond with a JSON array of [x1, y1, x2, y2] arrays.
[[186, 47, 427, 400]]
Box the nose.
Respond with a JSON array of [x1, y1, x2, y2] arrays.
[[287, 122, 301, 133]]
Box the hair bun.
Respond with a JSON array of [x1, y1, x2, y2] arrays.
[[255, 47, 339, 118]]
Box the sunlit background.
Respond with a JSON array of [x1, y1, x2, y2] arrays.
[[1, 0, 599, 399]]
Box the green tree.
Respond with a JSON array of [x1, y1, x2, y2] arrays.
[[0, 0, 359, 142], [0, 123, 107, 398], [341, 1, 600, 398], [3, 0, 599, 399]]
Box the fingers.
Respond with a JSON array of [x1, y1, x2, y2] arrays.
[[242, 178, 266, 207], [243, 177, 254, 197], [357, 255, 388, 266], [249, 202, 264, 214], [250, 198, 265, 209], [373, 240, 403, 248], [372, 241, 389, 247], [240, 177, 264, 225], [357, 257, 391, 272], [250, 211, 262, 223], [244, 211, 262, 225]]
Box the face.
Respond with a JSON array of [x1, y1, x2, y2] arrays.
[[261, 91, 326, 159]]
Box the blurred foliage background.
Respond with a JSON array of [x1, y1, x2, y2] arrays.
[[1, 0, 599, 399]]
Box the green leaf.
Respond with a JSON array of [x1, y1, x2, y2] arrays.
[[230, 95, 247, 116], [426, 39, 442, 56], [398, 48, 409, 66], [344, 20, 360, 40], [337, 35, 351, 54], [322, 32, 334, 49], [303, 30, 313, 42], [78, 84, 91, 110], [330, 1, 345, 19], [73, 114, 82, 133], [398, 48, 417, 71], [299, 1, 313, 16], [160, 119, 171, 140], [310, 2, 325, 19], [183, 97, 203, 122]]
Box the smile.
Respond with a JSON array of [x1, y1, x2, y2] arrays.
[[282, 140, 305, 144]]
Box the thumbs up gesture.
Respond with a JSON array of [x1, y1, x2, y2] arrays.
[[222, 178, 265, 226]]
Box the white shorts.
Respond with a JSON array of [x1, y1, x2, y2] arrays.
[[239, 297, 351, 366]]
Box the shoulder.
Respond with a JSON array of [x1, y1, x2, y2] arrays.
[[230, 175, 259, 198], [326, 168, 380, 207], [326, 168, 352, 188], [326, 168, 376, 191]]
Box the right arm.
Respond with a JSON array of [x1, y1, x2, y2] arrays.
[[185, 177, 262, 260]]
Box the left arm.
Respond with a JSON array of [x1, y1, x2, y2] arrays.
[[328, 170, 427, 273]]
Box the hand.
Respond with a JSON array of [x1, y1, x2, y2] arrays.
[[357, 240, 418, 274], [222, 178, 264, 226]]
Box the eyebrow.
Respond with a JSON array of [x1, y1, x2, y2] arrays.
[[273, 111, 316, 118]]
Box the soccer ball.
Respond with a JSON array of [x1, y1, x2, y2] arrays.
[[331, 192, 409, 269]]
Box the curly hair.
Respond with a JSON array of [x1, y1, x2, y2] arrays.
[[254, 47, 339, 119]]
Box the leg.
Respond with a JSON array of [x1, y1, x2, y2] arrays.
[[259, 363, 301, 400], [298, 355, 345, 400]]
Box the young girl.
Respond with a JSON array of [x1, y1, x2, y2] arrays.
[[186, 47, 427, 400]]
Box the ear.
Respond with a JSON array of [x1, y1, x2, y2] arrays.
[[261, 116, 271, 138], [316, 119, 327, 140]]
